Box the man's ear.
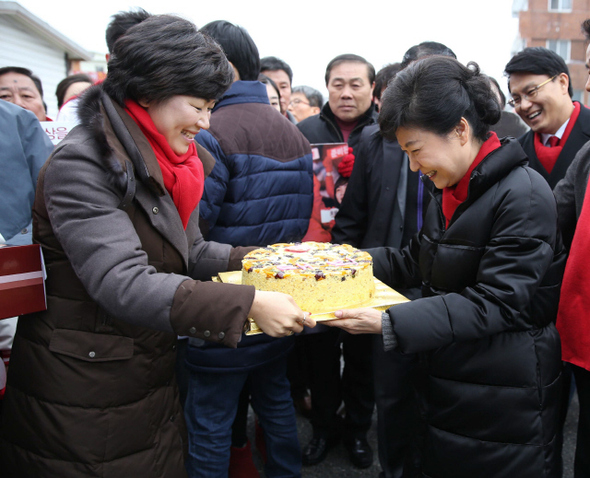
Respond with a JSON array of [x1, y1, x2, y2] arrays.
[[558, 72, 570, 95]]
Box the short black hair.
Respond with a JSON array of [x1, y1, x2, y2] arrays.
[[325, 54, 375, 86], [103, 15, 234, 106], [200, 20, 260, 82], [292, 85, 323, 108], [55, 73, 93, 109], [105, 8, 151, 55], [401, 41, 456, 69], [379, 56, 501, 143], [0, 66, 46, 112], [374, 63, 402, 100], [260, 56, 293, 85], [504, 47, 573, 97]]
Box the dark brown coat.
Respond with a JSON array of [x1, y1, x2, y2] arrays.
[[0, 87, 255, 477]]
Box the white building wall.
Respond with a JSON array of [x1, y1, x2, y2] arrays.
[[0, 16, 69, 118]]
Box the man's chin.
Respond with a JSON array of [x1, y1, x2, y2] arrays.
[[336, 111, 360, 123]]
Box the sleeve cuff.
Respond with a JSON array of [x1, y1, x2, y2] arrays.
[[382, 311, 398, 352]]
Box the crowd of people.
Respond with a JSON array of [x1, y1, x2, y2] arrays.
[[1, 6, 590, 478]]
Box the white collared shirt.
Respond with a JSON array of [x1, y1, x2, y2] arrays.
[[541, 118, 569, 146]]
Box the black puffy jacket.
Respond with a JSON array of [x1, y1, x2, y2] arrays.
[[370, 137, 565, 478]]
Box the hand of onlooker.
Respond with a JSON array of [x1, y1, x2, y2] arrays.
[[337, 147, 355, 178], [324, 307, 382, 334], [249, 290, 316, 337]]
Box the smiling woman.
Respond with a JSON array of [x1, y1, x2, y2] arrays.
[[0, 13, 314, 478], [328, 56, 566, 477]]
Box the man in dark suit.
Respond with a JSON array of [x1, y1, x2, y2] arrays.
[[505, 47, 590, 188]]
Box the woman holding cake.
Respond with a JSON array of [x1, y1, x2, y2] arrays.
[[0, 15, 313, 477], [327, 56, 565, 477]]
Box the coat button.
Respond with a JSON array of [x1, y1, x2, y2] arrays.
[[170, 415, 175, 422], [218, 332, 225, 339], [172, 344, 177, 351], [204, 330, 211, 338], [88, 351, 96, 358], [189, 327, 197, 334], [152, 206, 159, 215]]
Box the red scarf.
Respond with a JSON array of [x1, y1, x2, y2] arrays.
[[124, 100, 204, 229], [557, 172, 590, 371], [533, 101, 580, 174], [442, 132, 502, 227]]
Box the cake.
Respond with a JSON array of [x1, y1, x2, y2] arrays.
[[241, 242, 375, 313]]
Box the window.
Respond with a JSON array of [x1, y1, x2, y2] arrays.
[[547, 40, 571, 61], [572, 89, 583, 104], [549, 0, 572, 11]]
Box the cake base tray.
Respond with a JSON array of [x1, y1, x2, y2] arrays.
[[214, 271, 409, 336]]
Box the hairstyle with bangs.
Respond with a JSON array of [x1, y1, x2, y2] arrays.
[[103, 15, 234, 107], [379, 56, 501, 143]]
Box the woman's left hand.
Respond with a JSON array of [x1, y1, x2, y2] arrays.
[[324, 307, 383, 335]]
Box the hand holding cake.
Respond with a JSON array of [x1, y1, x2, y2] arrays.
[[248, 290, 316, 337], [327, 308, 383, 335]]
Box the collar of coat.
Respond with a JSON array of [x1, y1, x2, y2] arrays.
[[76, 85, 217, 197], [320, 100, 378, 133], [212, 80, 270, 111]]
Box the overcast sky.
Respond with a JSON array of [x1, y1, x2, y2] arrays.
[[18, 0, 521, 101]]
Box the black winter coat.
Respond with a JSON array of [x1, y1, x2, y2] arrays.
[[296, 101, 378, 152], [370, 138, 565, 478]]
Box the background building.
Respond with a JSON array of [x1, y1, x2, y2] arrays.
[[513, 0, 590, 104], [0, 1, 105, 118]]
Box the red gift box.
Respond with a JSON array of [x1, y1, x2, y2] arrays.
[[0, 244, 47, 320]]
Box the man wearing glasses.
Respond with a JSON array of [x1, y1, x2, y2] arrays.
[[505, 47, 590, 188]]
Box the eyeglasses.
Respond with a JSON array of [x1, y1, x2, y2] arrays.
[[508, 74, 558, 108], [289, 98, 310, 106]]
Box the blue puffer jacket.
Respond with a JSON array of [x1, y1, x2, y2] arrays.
[[197, 81, 313, 248], [189, 81, 313, 372]]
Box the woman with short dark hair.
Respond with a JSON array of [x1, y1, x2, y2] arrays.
[[328, 56, 565, 477], [0, 15, 313, 478], [55, 73, 93, 110]]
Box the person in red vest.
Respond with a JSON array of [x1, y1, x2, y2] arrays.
[[506, 45, 590, 469], [504, 47, 590, 189], [552, 18, 590, 478]]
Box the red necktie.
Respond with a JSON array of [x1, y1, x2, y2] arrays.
[[548, 135, 560, 147]]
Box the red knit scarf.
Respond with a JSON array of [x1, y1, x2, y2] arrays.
[[442, 132, 501, 227], [557, 171, 590, 371], [533, 101, 580, 174], [125, 100, 204, 229]]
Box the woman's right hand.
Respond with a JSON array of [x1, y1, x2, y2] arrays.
[[248, 290, 316, 337]]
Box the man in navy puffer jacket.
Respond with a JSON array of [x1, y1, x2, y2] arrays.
[[184, 20, 313, 478]]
